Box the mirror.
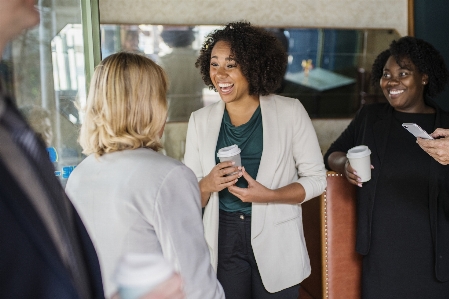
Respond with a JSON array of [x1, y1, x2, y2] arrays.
[[97, 24, 400, 161], [97, 25, 401, 160], [100, 25, 400, 118]]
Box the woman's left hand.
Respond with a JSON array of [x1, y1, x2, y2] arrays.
[[227, 167, 271, 203]]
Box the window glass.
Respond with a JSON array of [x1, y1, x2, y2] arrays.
[[0, 1, 88, 186]]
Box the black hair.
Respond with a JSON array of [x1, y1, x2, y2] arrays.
[[371, 36, 449, 98], [195, 21, 287, 96]]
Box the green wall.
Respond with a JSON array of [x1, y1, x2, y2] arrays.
[[414, 0, 449, 111]]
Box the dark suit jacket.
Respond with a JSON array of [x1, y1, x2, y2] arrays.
[[324, 98, 449, 282], [0, 95, 104, 298]]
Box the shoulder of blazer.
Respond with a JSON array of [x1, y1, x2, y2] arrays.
[[260, 94, 298, 105], [191, 100, 223, 118], [260, 94, 304, 116]]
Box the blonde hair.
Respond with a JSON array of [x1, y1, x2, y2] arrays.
[[79, 52, 168, 156]]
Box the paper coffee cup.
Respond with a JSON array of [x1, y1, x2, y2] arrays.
[[217, 144, 242, 167], [346, 145, 372, 182], [114, 253, 174, 299]]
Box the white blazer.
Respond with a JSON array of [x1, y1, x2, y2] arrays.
[[184, 94, 326, 293]]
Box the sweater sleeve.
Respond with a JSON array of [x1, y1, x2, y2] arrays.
[[292, 100, 327, 202], [152, 165, 224, 299]]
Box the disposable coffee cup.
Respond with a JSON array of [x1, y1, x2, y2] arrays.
[[217, 144, 241, 166], [114, 253, 174, 299], [346, 145, 372, 182]]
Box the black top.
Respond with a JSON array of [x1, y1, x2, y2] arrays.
[[324, 99, 449, 285], [362, 111, 449, 298]]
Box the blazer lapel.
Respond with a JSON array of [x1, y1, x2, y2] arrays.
[[256, 95, 279, 188], [252, 95, 279, 239], [203, 100, 225, 175], [204, 96, 279, 180]]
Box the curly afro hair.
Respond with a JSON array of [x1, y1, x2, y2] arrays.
[[195, 21, 287, 96], [371, 36, 449, 98]]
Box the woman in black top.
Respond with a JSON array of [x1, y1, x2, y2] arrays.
[[324, 36, 449, 298]]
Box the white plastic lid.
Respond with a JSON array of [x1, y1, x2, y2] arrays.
[[217, 144, 241, 158], [114, 253, 174, 287], [346, 145, 371, 159]]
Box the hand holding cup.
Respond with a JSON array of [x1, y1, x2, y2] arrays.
[[200, 145, 242, 199], [346, 145, 372, 186], [217, 145, 242, 174]]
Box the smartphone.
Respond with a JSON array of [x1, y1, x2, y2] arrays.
[[402, 123, 434, 139]]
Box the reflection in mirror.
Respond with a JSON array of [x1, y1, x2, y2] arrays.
[[50, 24, 86, 185], [52, 24, 85, 126], [99, 24, 401, 159]]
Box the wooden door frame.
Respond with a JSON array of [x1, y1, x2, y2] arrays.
[[408, 0, 414, 36]]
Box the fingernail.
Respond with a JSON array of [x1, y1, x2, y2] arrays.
[[357, 178, 362, 182], [358, 183, 362, 187], [353, 171, 358, 175]]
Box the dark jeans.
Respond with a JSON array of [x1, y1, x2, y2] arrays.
[[217, 210, 300, 299]]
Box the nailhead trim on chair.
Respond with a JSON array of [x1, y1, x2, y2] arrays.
[[323, 172, 344, 299]]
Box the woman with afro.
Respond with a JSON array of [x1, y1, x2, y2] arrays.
[[184, 21, 326, 298], [324, 36, 449, 298]]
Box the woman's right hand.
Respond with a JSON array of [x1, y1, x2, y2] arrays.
[[199, 161, 241, 206], [344, 159, 363, 187], [328, 151, 372, 187]]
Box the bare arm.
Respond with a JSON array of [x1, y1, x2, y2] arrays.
[[327, 151, 347, 174]]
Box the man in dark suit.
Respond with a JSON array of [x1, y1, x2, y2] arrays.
[[0, 2, 185, 299], [0, 1, 104, 298]]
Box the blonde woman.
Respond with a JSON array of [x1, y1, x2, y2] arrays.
[[66, 52, 224, 299]]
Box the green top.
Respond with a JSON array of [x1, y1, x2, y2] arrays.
[[215, 105, 263, 215]]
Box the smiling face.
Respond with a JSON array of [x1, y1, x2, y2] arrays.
[[209, 41, 253, 104], [380, 55, 428, 113]]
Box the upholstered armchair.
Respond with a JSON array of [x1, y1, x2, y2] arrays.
[[299, 171, 362, 299]]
